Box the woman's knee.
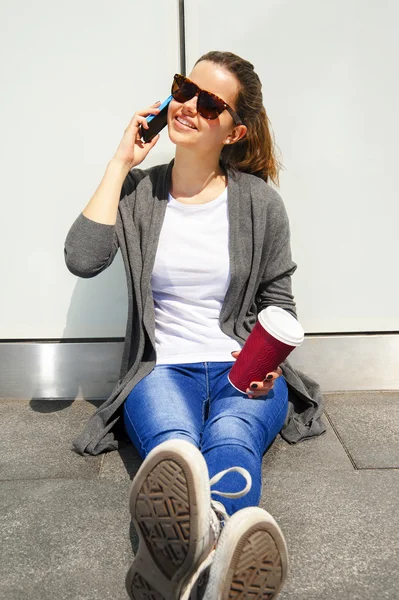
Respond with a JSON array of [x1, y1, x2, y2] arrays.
[[202, 378, 288, 455], [123, 401, 201, 458], [201, 413, 262, 457]]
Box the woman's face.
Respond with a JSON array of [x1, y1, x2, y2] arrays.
[[167, 61, 247, 151]]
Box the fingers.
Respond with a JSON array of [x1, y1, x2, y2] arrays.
[[135, 113, 156, 132], [128, 102, 162, 132], [263, 366, 282, 381], [246, 382, 273, 398], [229, 353, 282, 398], [246, 369, 281, 398]]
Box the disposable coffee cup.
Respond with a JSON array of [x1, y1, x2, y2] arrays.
[[228, 306, 304, 394]]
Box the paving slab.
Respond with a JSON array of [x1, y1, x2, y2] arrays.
[[100, 441, 142, 481], [2, 469, 398, 599], [0, 479, 134, 600], [0, 399, 102, 480], [2, 395, 398, 599], [324, 391, 399, 468], [260, 470, 399, 600], [262, 416, 353, 473]]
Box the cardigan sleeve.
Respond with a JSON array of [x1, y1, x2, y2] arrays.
[[255, 193, 298, 320], [63, 167, 147, 278], [64, 212, 119, 278]]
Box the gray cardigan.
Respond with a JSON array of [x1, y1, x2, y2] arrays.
[[64, 158, 326, 456]]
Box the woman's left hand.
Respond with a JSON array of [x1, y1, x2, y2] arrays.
[[231, 350, 283, 398]]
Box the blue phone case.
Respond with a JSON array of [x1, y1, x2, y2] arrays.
[[138, 94, 173, 143]]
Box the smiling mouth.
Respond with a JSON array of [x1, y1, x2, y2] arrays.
[[175, 116, 197, 130]]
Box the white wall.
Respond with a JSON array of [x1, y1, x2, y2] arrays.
[[0, 0, 397, 339], [0, 0, 180, 339], [186, 0, 399, 333]]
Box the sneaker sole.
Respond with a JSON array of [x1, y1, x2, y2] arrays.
[[204, 506, 288, 600], [125, 439, 213, 600]]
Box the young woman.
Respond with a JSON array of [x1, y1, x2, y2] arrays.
[[65, 50, 324, 599]]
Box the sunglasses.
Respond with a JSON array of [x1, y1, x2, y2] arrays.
[[171, 73, 243, 126]]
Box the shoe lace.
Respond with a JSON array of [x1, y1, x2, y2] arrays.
[[209, 466, 252, 528], [188, 467, 252, 597], [209, 466, 252, 499]]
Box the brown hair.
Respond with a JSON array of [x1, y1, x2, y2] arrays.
[[194, 50, 283, 187]]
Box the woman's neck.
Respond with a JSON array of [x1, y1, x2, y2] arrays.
[[171, 150, 226, 198]]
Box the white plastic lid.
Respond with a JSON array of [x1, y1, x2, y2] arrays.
[[258, 306, 304, 346]]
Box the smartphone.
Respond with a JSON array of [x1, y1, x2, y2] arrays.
[[138, 94, 173, 143]]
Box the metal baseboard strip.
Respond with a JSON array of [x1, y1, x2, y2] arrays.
[[0, 334, 397, 400]]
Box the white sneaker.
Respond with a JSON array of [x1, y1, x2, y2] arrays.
[[199, 506, 289, 600], [125, 439, 251, 600]]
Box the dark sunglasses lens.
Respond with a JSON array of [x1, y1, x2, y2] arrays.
[[198, 92, 224, 120], [172, 76, 223, 120], [172, 76, 196, 102]]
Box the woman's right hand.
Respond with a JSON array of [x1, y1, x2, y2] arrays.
[[112, 101, 162, 169]]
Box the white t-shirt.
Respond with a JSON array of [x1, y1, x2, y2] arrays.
[[151, 186, 242, 364]]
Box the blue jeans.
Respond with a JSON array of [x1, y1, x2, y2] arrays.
[[123, 361, 288, 516]]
